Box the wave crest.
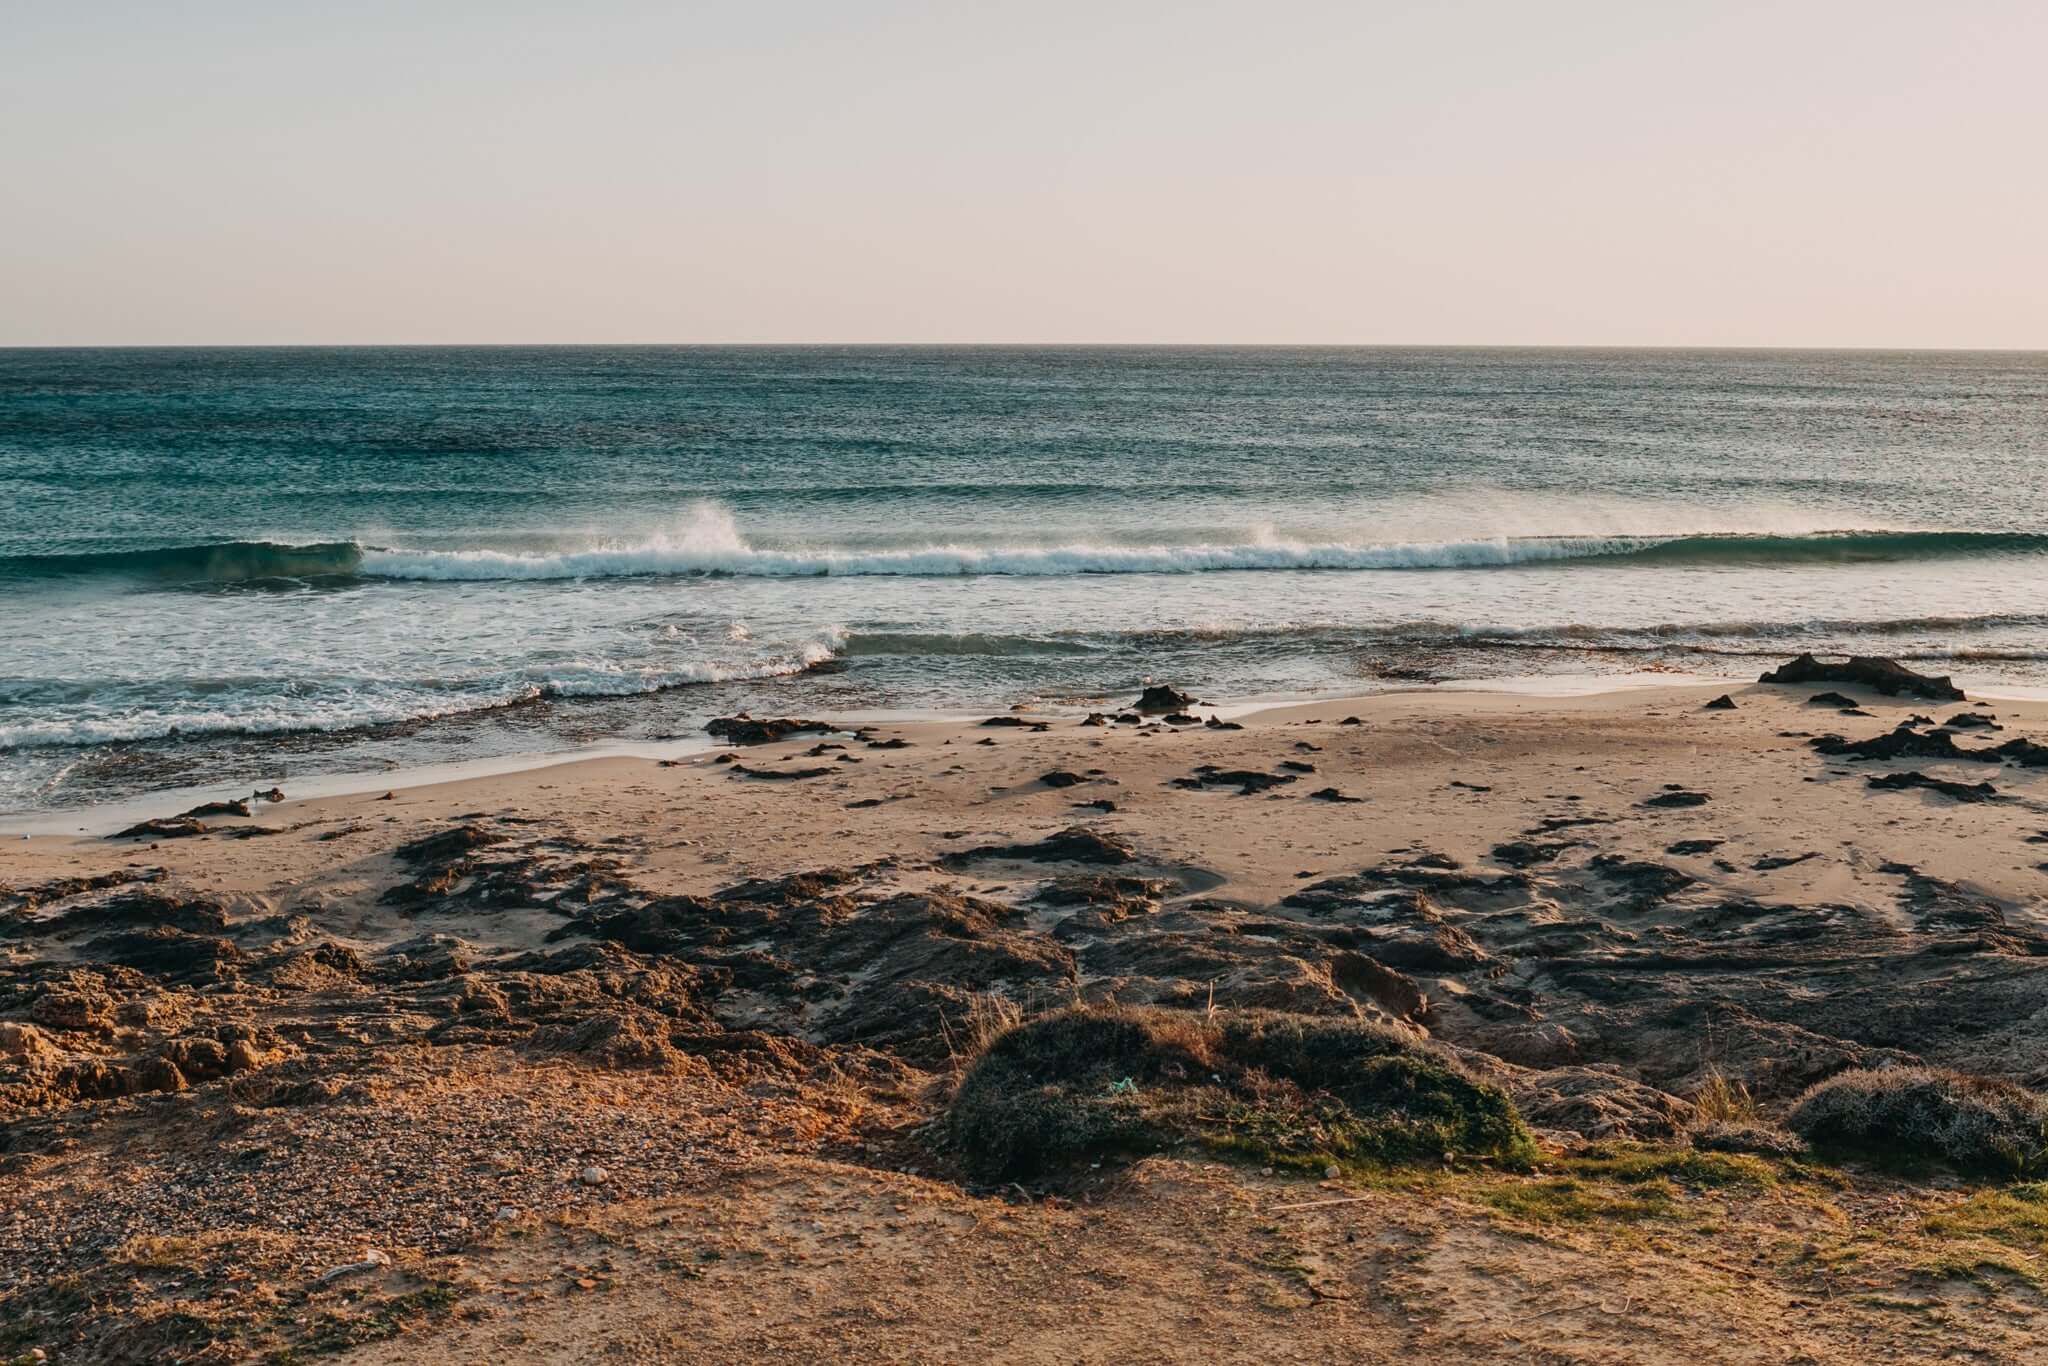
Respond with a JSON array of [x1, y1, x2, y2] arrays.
[[357, 526, 2048, 581], [9, 511, 2046, 587]]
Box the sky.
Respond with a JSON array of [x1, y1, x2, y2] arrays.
[[4, 1, 2044, 347]]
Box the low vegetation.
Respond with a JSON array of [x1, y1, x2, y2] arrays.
[[1786, 1067, 2048, 1175], [945, 1004, 1536, 1181], [1924, 1182, 2048, 1254]]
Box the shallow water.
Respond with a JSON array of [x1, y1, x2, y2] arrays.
[[4, 345, 2045, 811]]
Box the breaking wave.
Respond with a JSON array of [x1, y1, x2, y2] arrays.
[[14, 522, 2043, 586]]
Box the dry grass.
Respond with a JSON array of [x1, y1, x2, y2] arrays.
[[1788, 1067, 2048, 1175], [938, 990, 1025, 1072], [1691, 1068, 1760, 1125]]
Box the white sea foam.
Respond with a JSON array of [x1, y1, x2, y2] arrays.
[[348, 502, 2029, 582]]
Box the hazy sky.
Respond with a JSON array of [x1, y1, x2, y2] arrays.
[[5, 1, 2044, 346]]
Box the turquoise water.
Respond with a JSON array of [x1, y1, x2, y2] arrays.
[[4, 346, 2046, 812]]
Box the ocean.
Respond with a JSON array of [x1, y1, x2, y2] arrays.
[[4, 345, 2046, 816]]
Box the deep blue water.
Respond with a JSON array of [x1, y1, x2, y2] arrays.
[[4, 346, 2046, 812]]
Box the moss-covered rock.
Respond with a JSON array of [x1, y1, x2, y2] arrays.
[[946, 1005, 1536, 1182]]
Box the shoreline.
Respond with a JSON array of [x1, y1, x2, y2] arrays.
[[2, 669, 1761, 837], [17, 660, 2048, 839]]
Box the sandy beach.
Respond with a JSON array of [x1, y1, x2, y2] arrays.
[[6, 670, 2048, 1362]]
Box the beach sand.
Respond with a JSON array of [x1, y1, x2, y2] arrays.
[[6, 677, 2048, 1361]]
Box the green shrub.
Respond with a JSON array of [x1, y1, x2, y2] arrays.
[[946, 1005, 1535, 1181], [1786, 1067, 2048, 1175]]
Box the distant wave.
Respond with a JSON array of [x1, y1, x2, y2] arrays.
[[10, 526, 2048, 586], [1, 540, 366, 583]]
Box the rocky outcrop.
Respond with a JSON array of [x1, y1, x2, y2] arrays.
[[1758, 654, 1966, 701], [1133, 685, 1195, 714], [705, 715, 836, 745]]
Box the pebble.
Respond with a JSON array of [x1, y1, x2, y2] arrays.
[[317, 1249, 390, 1283], [579, 1166, 609, 1186]]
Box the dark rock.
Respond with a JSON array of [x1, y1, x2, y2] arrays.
[[1133, 685, 1195, 714], [1036, 875, 1173, 908], [729, 764, 836, 781], [1279, 760, 1317, 774], [394, 824, 504, 868], [1806, 691, 1859, 708], [706, 715, 835, 745], [1490, 841, 1569, 869], [1307, 788, 1363, 803], [43, 889, 232, 937], [181, 799, 252, 819], [1589, 856, 1695, 909], [715, 867, 872, 905], [1664, 838, 1726, 856], [942, 826, 1137, 868], [1161, 712, 1202, 726], [87, 927, 242, 981], [1997, 737, 2048, 768], [1071, 799, 1118, 813], [1340, 716, 1364, 726], [109, 817, 209, 841], [1759, 654, 1965, 702], [866, 738, 911, 750], [1811, 725, 1981, 764], [1080, 713, 1109, 727], [1946, 712, 2000, 730], [1204, 716, 1243, 731], [1752, 852, 1821, 871], [1641, 791, 1710, 808], [1702, 695, 1737, 711], [0, 867, 165, 914], [1039, 771, 1085, 789], [1866, 771, 2000, 802], [1175, 769, 1297, 795], [251, 787, 286, 803]]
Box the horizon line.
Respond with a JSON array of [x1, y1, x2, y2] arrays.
[[4, 341, 2047, 354]]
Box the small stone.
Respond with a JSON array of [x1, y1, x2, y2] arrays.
[[579, 1166, 609, 1186], [1325, 1164, 1341, 1180], [495, 1205, 521, 1222], [318, 1249, 390, 1283]]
